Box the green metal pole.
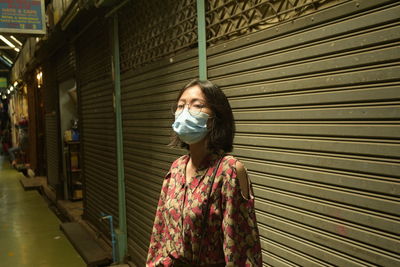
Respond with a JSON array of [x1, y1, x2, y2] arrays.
[[197, 0, 207, 81], [112, 13, 127, 263]]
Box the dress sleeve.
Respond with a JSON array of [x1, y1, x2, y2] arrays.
[[146, 171, 171, 267], [221, 160, 262, 266]]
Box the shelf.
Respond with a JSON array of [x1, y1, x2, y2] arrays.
[[65, 140, 80, 145], [65, 141, 82, 201]]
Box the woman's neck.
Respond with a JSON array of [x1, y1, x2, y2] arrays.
[[189, 140, 209, 168]]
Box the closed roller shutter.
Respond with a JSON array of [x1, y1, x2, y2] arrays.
[[206, 0, 400, 266], [118, 0, 199, 264], [120, 51, 199, 265], [76, 20, 118, 239], [43, 61, 61, 189], [56, 43, 76, 82], [45, 113, 60, 189], [43, 61, 58, 113], [27, 77, 37, 173]]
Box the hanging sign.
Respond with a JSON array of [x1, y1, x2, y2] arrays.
[[0, 0, 46, 34]]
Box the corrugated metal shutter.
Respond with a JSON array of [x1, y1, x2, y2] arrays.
[[206, 0, 400, 266], [43, 61, 61, 189], [76, 19, 118, 239], [118, 1, 199, 264], [45, 113, 60, 189], [27, 78, 37, 172], [121, 52, 199, 265], [56, 43, 76, 82], [43, 61, 58, 113]]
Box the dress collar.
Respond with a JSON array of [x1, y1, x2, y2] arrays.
[[184, 153, 221, 191]]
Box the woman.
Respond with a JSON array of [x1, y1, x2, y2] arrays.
[[147, 79, 262, 266]]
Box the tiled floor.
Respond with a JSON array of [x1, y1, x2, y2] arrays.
[[0, 155, 86, 267]]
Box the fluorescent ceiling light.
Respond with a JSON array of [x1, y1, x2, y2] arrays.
[[14, 47, 20, 52], [13, 81, 18, 87], [7, 89, 10, 94], [0, 56, 12, 67], [10, 36, 22, 46], [10, 86, 14, 91], [1, 55, 13, 64], [0, 35, 15, 48]]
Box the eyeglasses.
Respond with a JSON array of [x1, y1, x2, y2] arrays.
[[172, 102, 207, 116]]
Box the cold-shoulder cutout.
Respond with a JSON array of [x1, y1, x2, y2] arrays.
[[235, 160, 251, 200]]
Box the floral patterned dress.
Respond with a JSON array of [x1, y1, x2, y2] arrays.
[[146, 154, 262, 266]]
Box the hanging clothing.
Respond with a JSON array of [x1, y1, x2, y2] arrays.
[[146, 154, 262, 266]]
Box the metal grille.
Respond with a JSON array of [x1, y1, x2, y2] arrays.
[[42, 61, 58, 113], [56, 43, 76, 82], [206, 0, 338, 44], [76, 27, 111, 87], [119, 0, 198, 72]]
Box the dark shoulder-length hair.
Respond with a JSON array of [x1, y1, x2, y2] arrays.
[[170, 79, 235, 153]]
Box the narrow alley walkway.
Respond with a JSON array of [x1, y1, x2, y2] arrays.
[[0, 155, 85, 267]]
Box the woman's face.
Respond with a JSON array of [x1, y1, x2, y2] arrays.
[[176, 85, 213, 117]]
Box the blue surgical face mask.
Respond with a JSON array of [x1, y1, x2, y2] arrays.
[[172, 108, 209, 144]]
